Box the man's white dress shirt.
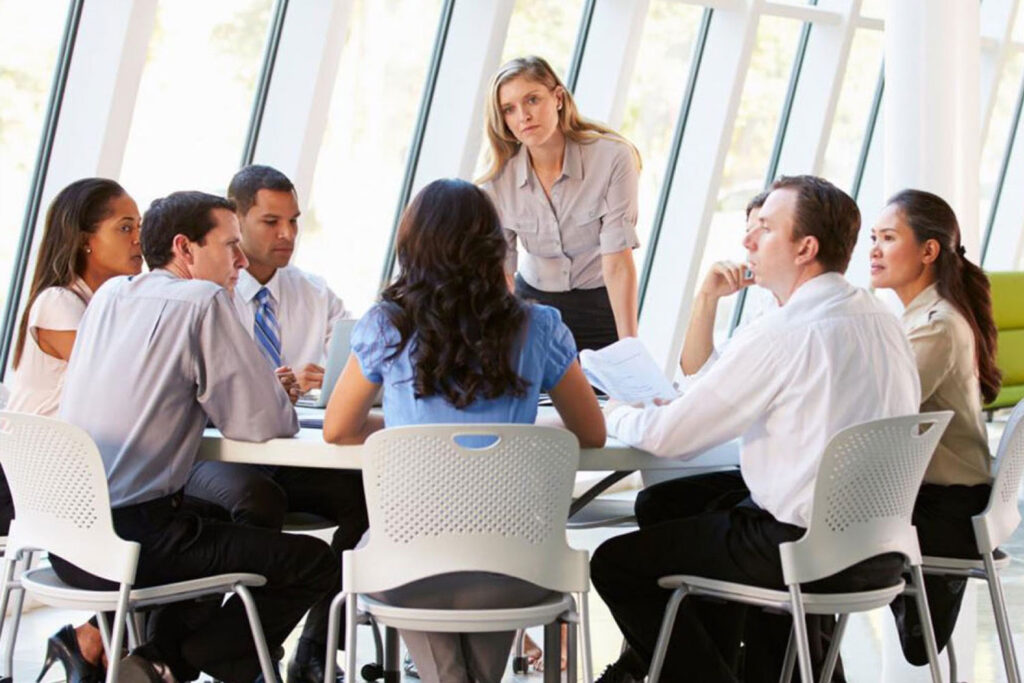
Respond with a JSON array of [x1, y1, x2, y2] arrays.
[[233, 266, 350, 368], [607, 273, 921, 528]]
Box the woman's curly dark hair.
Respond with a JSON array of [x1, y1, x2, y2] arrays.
[[380, 178, 528, 408]]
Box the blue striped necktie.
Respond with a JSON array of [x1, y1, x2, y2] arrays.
[[254, 286, 282, 368]]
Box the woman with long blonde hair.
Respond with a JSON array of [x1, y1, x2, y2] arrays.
[[479, 56, 642, 351]]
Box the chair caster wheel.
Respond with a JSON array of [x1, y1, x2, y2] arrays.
[[512, 655, 529, 674], [361, 662, 384, 680]]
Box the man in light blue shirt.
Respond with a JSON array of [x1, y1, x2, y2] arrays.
[[58, 191, 337, 683]]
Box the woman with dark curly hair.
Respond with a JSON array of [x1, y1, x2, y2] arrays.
[[323, 177, 603, 682]]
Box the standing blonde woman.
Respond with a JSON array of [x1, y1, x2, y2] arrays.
[[479, 56, 641, 351]]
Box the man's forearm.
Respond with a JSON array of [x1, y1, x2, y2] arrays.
[[679, 292, 719, 375]]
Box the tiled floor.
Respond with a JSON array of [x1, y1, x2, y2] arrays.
[[7, 418, 1023, 682]]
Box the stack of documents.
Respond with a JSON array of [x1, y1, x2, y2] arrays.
[[579, 337, 680, 406]]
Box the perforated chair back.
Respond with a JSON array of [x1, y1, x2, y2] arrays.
[[975, 400, 1024, 553], [345, 424, 587, 594], [0, 412, 139, 585], [779, 412, 952, 586]]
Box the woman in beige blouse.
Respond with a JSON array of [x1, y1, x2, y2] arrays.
[[869, 188, 1000, 665], [479, 56, 641, 351]]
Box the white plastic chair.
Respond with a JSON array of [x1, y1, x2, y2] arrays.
[[647, 412, 953, 683], [919, 400, 1024, 683], [0, 412, 278, 683], [324, 424, 593, 683]]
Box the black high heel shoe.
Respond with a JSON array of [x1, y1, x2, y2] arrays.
[[36, 624, 103, 683]]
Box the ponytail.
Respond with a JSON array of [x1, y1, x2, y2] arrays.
[[887, 190, 1001, 404]]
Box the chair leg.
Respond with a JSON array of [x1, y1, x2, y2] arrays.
[[325, 592, 344, 683], [787, 585, 814, 683], [543, 621, 560, 683], [341, 594, 357, 683], [648, 587, 687, 683], [127, 611, 144, 649], [233, 583, 277, 683], [982, 553, 1022, 683], [511, 629, 528, 674], [0, 553, 27, 680], [578, 591, 593, 683], [96, 610, 112, 659], [384, 626, 400, 683], [819, 613, 848, 683], [565, 617, 578, 683], [780, 627, 796, 683], [104, 584, 132, 683], [908, 565, 944, 683], [947, 639, 958, 683]]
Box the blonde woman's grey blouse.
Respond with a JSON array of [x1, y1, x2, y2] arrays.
[[902, 283, 992, 486], [482, 137, 639, 292]]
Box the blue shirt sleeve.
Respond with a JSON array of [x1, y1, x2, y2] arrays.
[[351, 305, 395, 384], [537, 305, 578, 392]]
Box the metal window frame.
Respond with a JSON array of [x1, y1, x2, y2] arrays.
[[565, 0, 598, 92], [638, 8, 714, 312], [727, 8, 817, 335], [0, 0, 84, 378], [240, 0, 290, 167], [378, 0, 457, 289], [982, 68, 1024, 263]]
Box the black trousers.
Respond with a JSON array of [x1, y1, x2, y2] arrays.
[[592, 471, 904, 682], [184, 461, 368, 649], [890, 482, 991, 665], [50, 493, 338, 683], [515, 275, 617, 351], [0, 468, 12, 535]]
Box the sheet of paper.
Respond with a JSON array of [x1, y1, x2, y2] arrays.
[[579, 337, 680, 405]]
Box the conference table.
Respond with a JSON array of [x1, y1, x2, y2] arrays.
[[197, 408, 742, 515], [196, 408, 740, 681]]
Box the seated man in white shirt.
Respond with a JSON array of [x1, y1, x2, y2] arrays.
[[56, 191, 338, 683], [184, 165, 364, 683], [592, 176, 921, 683]]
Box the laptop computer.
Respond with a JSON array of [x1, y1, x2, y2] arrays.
[[297, 318, 382, 414]]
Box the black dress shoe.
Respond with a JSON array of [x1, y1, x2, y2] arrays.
[[286, 651, 344, 683], [595, 660, 642, 683], [118, 653, 177, 682], [36, 624, 104, 683]]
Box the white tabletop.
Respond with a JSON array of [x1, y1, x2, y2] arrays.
[[198, 427, 739, 472], [199, 404, 740, 472]]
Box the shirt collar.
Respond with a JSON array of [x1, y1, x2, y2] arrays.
[[513, 138, 583, 189], [514, 145, 531, 189], [901, 282, 941, 321], [563, 138, 583, 180], [236, 268, 281, 303], [783, 272, 850, 309]]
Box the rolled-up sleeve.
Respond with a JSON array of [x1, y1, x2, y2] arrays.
[[598, 142, 640, 254]]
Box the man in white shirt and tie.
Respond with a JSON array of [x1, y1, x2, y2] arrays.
[[184, 166, 365, 683], [592, 176, 922, 683]]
